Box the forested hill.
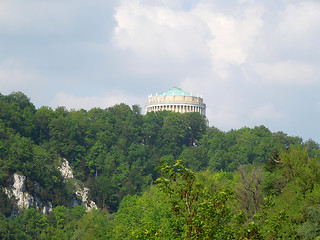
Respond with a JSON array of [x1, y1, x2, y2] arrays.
[[1, 91, 320, 239]]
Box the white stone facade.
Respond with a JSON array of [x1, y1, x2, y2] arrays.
[[145, 87, 206, 116]]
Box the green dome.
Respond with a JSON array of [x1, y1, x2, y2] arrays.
[[159, 87, 191, 96]]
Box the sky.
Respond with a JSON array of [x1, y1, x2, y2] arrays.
[[1, 0, 320, 142]]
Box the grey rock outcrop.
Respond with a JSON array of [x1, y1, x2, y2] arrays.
[[59, 159, 97, 212], [75, 187, 98, 212], [2, 158, 97, 217], [58, 158, 74, 180], [3, 173, 52, 217]]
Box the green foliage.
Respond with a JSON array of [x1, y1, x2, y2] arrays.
[[73, 209, 114, 240], [235, 165, 264, 218], [180, 145, 208, 171], [34, 106, 55, 144], [114, 186, 172, 239], [19, 208, 48, 239], [259, 147, 320, 239], [0, 188, 13, 217], [206, 126, 302, 172], [156, 160, 234, 239], [0, 92, 36, 139], [0, 215, 28, 240], [298, 206, 320, 239], [0, 206, 113, 240]]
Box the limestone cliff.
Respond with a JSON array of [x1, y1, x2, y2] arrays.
[[58, 158, 74, 180], [2, 158, 97, 217], [59, 158, 97, 212], [3, 173, 52, 217]]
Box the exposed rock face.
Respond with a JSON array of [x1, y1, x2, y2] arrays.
[[2, 158, 97, 217], [4, 173, 52, 217], [59, 158, 74, 180], [75, 187, 98, 212], [59, 159, 97, 212]]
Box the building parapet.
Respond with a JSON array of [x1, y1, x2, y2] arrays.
[[145, 87, 206, 116]]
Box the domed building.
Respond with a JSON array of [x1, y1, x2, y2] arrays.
[[145, 87, 206, 116]]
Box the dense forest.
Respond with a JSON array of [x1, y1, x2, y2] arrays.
[[1, 91, 320, 239]]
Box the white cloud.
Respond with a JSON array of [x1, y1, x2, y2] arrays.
[[0, 58, 50, 106], [0, 0, 115, 35], [278, 2, 320, 41], [53, 91, 146, 110], [113, 1, 209, 60], [0, 1, 68, 33], [250, 61, 317, 86], [207, 108, 243, 130], [250, 103, 284, 121], [0, 58, 41, 92], [196, 3, 263, 77], [241, 1, 320, 87], [239, 0, 255, 3], [113, 0, 264, 78]]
